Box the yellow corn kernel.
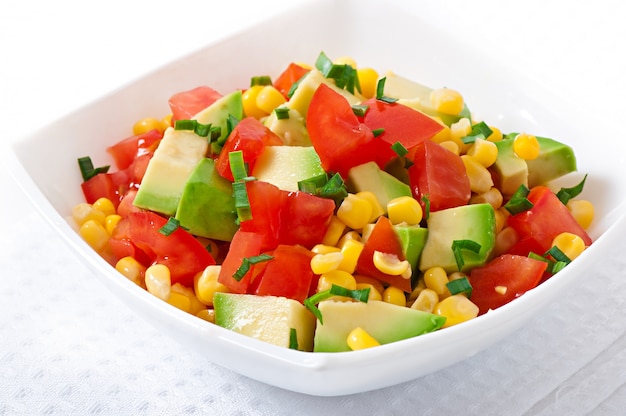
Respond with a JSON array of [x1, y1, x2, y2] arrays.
[[423, 266, 451, 299], [356, 282, 383, 302], [382, 286, 406, 306], [337, 193, 373, 230], [486, 125, 503, 142], [145, 264, 171, 301], [338, 230, 362, 247], [356, 191, 385, 222], [256, 85, 287, 114], [105, 214, 122, 235], [115, 256, 146, 287], [242, 85, 267, 119], [387, 196, 423, 226], [72, 202, 106, 227], [79, 219, 110, 252], [461, 155, 494, 194], [513, 133, 540, 160], [429, 87, 464, 115], [567, 199, 595, 229], [92, 197, 116, 217], [311, 244, 341, 255], [347, 327, 380, 350], [430, 123, 451, 144], [133, 117, 165, 135], [161, 114, 173, 129], [494, 226, 519, 256], [357, 67, 379, 99], [338, 239, 364, 274], [438, 140, 460, 155], [410, 288, 439, 313], [196, 309, 215, 323], [408, 278, 427, 302], [317, 270, 357, 293], [321, 216, 347, 247], [450, 117, 472, 153], [334, 56, 357, 68], [167, 290, 191, 312], [373, 251, 411, 279], [171, 283, 206, 315], [310, 251, 344, 275], [360, 224, 375, 244], [470, 187, 503, 211], [354, 275, 386, 296], [467, 138, 498, 167], [435, 294, 479, 328], [194, 265, 228, 306], [494, 207, 507, 234], [552, 232, 586, 260]]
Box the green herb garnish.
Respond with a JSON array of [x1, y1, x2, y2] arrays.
[[452, 239, 482, 271]]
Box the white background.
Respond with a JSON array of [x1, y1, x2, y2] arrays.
[[1, 1, 625, 414]]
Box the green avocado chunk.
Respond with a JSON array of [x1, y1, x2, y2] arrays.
[[418, 203, 496, 274], [347, 161, 412, 214], [491, 138, 529, 197], [175, 158, 238, 241], [527, 136, 577, 187], [394, 224, 428, 278], [193, 89, 243, 147], [250, 145, 325, 192], [313, 300, 446, 352], [214, 293, 316, 351]]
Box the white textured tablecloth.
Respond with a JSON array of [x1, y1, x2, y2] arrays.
[[1, 1, 625, 414]]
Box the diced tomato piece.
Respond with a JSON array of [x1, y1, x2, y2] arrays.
[[469, 254, 548, 315], [252, 245, 315, 303], [408, 139, 471, 212], [106, 129, 162, 171], [273, 62, 310, 99], [506, 186, 593, 255], [307, 84, 396, 178], [81, 170, 130, 208], [356, 216, 412, 292], [215, 117, 283, 181], [168, 86, 222, 123], [360, 98, 444, 159], [239, 181, 284, 251], [125, 211, 215, 287], [218, 230, 265, 294], [108, 217, 151, 266], [116, 189, 142, 218]]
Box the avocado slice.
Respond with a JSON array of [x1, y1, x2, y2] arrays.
[[527, 136, 577, 187], [214, 293, 316, 351], [419, 203, 496, 273], [394, 224, 428, 280], [491, 138, 529, 197], [263, 106, 311, 146], [193, 89, 243, 146], [133, 128, 209, 215], [347, 161, 412, 214], [175, 158, 238, 241], [313, 300, 446, 352], [250, 145, 325, 192]]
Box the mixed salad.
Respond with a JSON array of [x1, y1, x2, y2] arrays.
[[72, 52, 594, 352]]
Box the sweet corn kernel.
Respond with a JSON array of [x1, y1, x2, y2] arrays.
[[338, 238, 364, 274], [461, 155, 494, 194], [450, 118, 472, 153], [145, 264, 171, 301], [567, 199, 595, 229], [133, 117, 165, 135], [79, 219, 110, 252], [161, 114, 173, 129], [467, 138, 498, 167], [430, 123, 451, 144], [242, 85, 267, 118], [334, 56, 357, 68], [256, 85, 287, 114], [105, 214, 122, 235], [408, 278, 427, 301], [494, 226, 519, 256], [356, 282, 383, 302], [423, 266, 451, 299], [115, 256, 146, 287], [347, 327, 380, 350], [337, 193, 373, 230], [321, 216, 347, 247], [194, 265, 228, 306], [387, 196, 423, 226], [435, 294, 479, 328], [495, 285, 508, 295], [317, 270, 357, 293], [354, 275, 386, 296], [360, 224, 375, 243], [311, 244, 341, 255], [167, 290, 191, 312], [382, 286, 406, 306], [373, 251, 410, 278], [72, 203, 106, 227], [552, 232, 586, 260], [357, 67, 379, 99], [355, 191, 385, 222], [513, 133, 540, 160], [410, 288, 439, 313], [92, 197, 116, 217], [470, 187, 503, 211], [494, 207, 508, 234], [486, 125, 503, 142], [310, 252, 344, 275], [430, 87, 464, 115], [196, 309, 215, 323], [438, 140, 460, 155], [338, 231, 362, 247], [171, 283, 206, 314]]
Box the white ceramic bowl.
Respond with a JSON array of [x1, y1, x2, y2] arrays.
[[5, 0, 626, 396]]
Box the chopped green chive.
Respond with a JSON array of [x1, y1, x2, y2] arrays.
[[77, 156, 110, 181], [232, 253, 274, 282], [304, 284, 371, 324], [391, 141, 409, 158], [159, 217, 184, 236], [372, 128, 385, 137], [375, 77, 398, 103], [228, 151, 248, 182], [421, 195, 431, 220], [504, 184, 534, 215], [287, 72, 309, 99], [250, 75, 272, 87], [446, 276, 473, 297], [556, 174, 588, 205], [289, 328, 299, 350], [452, 239, 482, 271], [298, 172, 347, 207], [351, 104, 369, 117], [461, 121, 493, 144], [315, 51, 361, 94], [274, 106, 290, 120], [545, 245, 571, 264]]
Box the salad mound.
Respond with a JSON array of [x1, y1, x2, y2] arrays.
[[72, 52, 594, 352]]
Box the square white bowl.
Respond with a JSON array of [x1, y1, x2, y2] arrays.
[[5, 0, 626, 396]]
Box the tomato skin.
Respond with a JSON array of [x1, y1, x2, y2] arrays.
[[116, 189, 142, 218], [469, 254, 548, 315], [360, 98, 444, 159], [273, 62, 310, 99], [123, 211, 215, 287], [251, 244, 315, 303], [355, 216, 412, 292], [239, 181, 284, 251], [506, 186, 592, 255], [168, 86, 222, 124], [307, 83, 396, 178], [81, 170, 129, 208], [106, 129, 162, 171], [408, 139, 471, 212], [218, 230, 265, 294], [215, 117, 283, 181]]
